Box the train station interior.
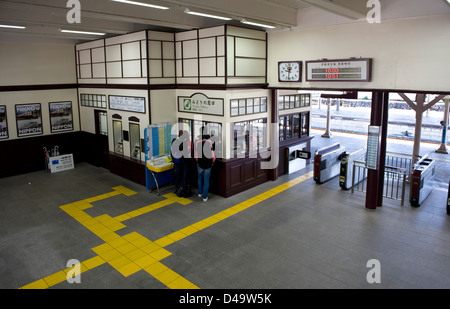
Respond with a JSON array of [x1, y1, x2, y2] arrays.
[[1, 0, 450, 292]]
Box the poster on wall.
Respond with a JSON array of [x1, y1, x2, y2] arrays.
[[0, 105, 8, 139], [15, 103, 43, 137], [109, 95, 146, 113], [49, 101, 74, 133]]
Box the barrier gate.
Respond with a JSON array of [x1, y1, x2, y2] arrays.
[[410, 156, 436, 207], [339, 148, 366, 190], [351, 161, 407, 206], [314, 143, 346, 184]]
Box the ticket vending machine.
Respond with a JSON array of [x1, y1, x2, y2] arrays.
[[410, 157, 435, 207], [339, 148, 366, 190], [313, 143, 346, 184]]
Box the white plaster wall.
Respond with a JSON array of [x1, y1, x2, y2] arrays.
[[0, 89, 79, 140], [0, 41, 77, 86], [78, 88, 149, 160], [268, 14, 450, 92]]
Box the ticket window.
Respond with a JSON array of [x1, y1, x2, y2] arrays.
[[113, 120, 123, 154], [129, 122, 141, 160], [179, 118, 223, 158]]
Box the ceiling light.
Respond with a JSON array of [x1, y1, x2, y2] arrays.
[[444, 0, 450, 7], [60, 29, 106, 36], [0, 24, 26, 29], [111, 0, 169, 10], [241, 19, 276, 29], [184, 9, 232, 21], [297, 90, 347, 96]]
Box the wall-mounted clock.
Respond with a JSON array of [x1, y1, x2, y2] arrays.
[[278, 61, 302, 82]]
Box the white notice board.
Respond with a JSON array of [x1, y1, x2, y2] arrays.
[[49, 154, 75, 173], [109, 96, 146, 113]]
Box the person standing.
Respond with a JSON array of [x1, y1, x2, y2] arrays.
[[195, 127, 215, 202], [171, 130, 192, 197]]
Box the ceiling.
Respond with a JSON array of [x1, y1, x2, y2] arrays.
[[0, 0, 373, 43]]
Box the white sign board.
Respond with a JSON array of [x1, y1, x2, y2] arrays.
[[49, 154, 75, 173], [366, 126, 381, 170], [178, 93, 224, 116], [109, 96, 146, 113], [306, 58, 372, 82]]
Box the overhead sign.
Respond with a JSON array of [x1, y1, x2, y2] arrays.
[[178, 93, 224, 116], [306, 58, 372, 82]]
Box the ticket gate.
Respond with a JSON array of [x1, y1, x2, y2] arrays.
[[339, 148, 366, 190], [410, 157, 436, 207], [314, 143, 346, 184]]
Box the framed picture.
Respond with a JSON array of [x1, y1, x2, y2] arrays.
[[0, 105, 8, 139], [49, 101, 74, 133], [15, 103, 43, 137]]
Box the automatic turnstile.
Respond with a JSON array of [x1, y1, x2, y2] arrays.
[[313, 143, 346, 184], [410, 157, 436, 207], [339, 148, 366, 190]]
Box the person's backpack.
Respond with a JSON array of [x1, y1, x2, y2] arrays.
[[195, 139, 215, 169]]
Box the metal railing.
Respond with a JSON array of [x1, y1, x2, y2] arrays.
[[351, 160, 407, 206], [385, 151, 414, 180]]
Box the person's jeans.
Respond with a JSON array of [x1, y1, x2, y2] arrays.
[[197, 165, 211, 199]]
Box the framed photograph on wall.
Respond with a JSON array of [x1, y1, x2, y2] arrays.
[[49, 101, 74, 133], [15, 103, 43, 137], [0, 105, 8, 139]]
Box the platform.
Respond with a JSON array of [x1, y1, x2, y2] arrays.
[[1, 150, 449, 289]]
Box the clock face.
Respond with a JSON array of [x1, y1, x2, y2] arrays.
[[279, 61, 301, 82]]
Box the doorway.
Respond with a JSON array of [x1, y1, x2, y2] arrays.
[[94, 110, 109, 169]]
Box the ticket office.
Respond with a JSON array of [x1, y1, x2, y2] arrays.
[[177, 91, 311, 197]]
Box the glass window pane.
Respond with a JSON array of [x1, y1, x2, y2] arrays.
[[279, 117, 285, 141], [286, 116, 292, 139], [290, 96, 295, 109], [113, 120, 123, 154], [130, 123, 140, 159], [233, 122, 248, 156], [293, 114, 300, 137], [302, 112, 309, 136], [261, 98, 267, 112], [254, 98, 260, 107], [99, 111, 108, 136], [295, 95, 300, 108]]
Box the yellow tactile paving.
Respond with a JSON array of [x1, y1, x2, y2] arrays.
[[20, 279, 48, 289], [20, 171, 313, 290]]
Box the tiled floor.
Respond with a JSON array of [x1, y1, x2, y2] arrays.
[[1, 134, 449, 289]]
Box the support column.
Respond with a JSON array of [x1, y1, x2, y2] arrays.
[[322, 98, 332, 138], [376, 92, 389, 207], [269, 88, 279, 181], [436, 96, 449, 154], [366, 91, 387, 210]]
